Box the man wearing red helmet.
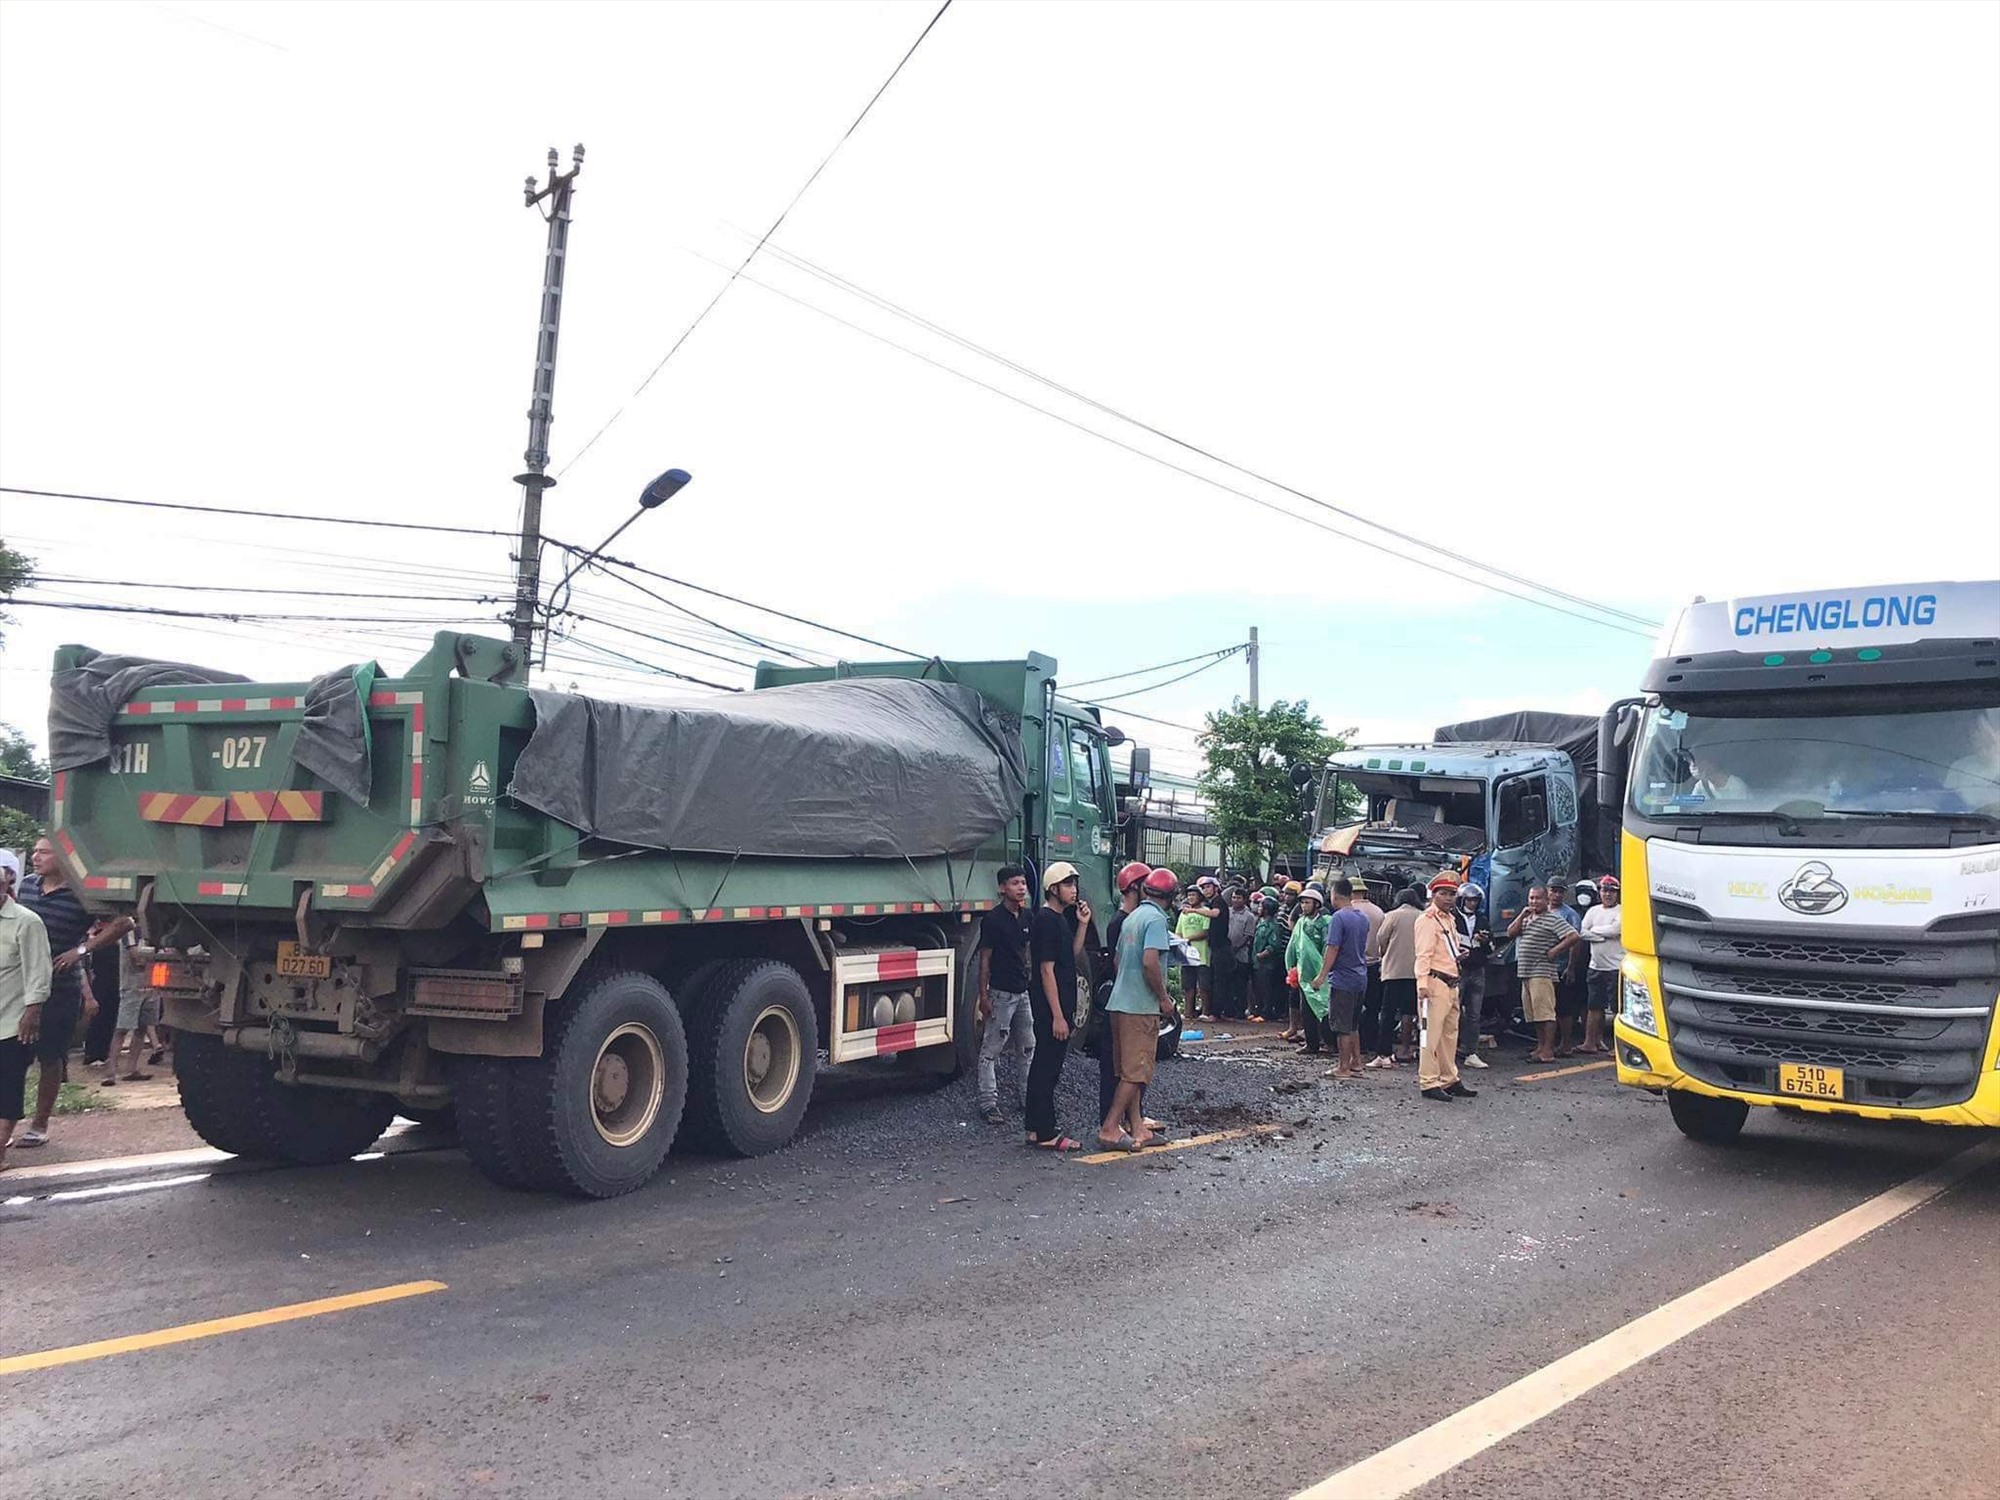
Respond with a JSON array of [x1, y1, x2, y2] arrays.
[[1091, 862, 1156, 1126], [1097, 866, 1178, 1150]]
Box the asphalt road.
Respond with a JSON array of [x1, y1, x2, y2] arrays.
[[3, 1030, 1995, 1500]]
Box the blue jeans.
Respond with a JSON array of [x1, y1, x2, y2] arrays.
[[977, 989, 1035, 1112]]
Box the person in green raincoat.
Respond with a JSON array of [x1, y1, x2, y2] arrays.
[[1251, 894, 1287, 1023], [1284, 884, 1332, 1055]]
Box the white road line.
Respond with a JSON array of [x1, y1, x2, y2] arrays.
[[1291, 1138, 2000, 1500], [3, 1121, 426, 1189], [6, 1173, 213, 1207]]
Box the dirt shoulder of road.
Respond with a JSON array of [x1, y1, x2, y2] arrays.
[[10, 1058, 203, 1166]]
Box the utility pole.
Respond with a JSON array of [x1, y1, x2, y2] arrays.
[[509, 144, 585, 676], [1247, 625, 1260, 710]]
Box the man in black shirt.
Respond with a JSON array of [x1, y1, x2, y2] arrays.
[[975, 866, 1035, 1126], [1025, 861, 1091, 1150], [16, 835, 127, 1147]]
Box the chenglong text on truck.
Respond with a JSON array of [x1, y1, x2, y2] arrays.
[[48, 633, 1153, 1197], [1601, 581, 2000, 1142]]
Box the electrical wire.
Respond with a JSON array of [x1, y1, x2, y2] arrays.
[[552, 552, 823, 665], [684, 253, 1660, 641], [0, 486, 513, 538], [557, 633, 742, 692], [552, 608, 760, 671], [29, 574, 492, 603], [745, 238, 1664, 633], [555, 0, 958, 480], [1063, 644, 1244, 691], [10, 597, 496, 625], [547, 537, 927, 658], [1090, 649, 1245, 703]]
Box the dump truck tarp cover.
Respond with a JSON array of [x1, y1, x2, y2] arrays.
[[48, 648, 249, 772], [509, 677, 1029, 859]]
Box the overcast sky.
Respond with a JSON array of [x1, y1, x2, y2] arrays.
[[2, 0, 1995, 776]]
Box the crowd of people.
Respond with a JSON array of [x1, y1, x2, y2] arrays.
[[971, 856, 1625, 1150], [0, 836, 150, 1171]]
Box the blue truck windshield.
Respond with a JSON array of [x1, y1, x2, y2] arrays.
[[1631, 704, 2000, 821]]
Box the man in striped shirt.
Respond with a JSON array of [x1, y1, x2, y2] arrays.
[[1507, 886, 1571, 1064]]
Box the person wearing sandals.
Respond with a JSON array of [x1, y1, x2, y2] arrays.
[[1574, 875, 1624, 1055], [1097, 867, 1179, 1152], [101, 932, 161, 1089], [975, 866, 1037, 1127], [1284, 885, 1333, 1055], [1025, 862, 1090, 1152], [14, 836, 124, 1150], [0, 856, 53, 1173]]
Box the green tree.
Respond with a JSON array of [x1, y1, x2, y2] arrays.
[[1196, 699, 1352, 875], [0, 538, 32, 647], [0, 723, 49, 853]]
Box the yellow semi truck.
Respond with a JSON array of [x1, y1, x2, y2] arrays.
[[1603, 581, 2000, 1140]]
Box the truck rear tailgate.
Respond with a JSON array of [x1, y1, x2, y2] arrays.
[[54, 682, 431, 914]]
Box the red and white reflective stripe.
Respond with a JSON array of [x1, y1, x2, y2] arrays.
[[196, 880, 247, 897], [838, 948, 949, 985], [82, 875, 136, 893], [371, 830, 419, 886], [320, 883, 376, 899], [55, 831, 88, 878], [119, 695, 302, 716], [487, 898, 992, 934], [367, 690, 424, 708], [839, 1017, 950, 1060]]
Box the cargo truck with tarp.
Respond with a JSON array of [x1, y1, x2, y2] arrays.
[[1600, 580, 2000, 1142], [46, 632, 1136, 1197]]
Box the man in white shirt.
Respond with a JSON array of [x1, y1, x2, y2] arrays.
[[0, 861, 54, 1172], [1577, 875, 1624, 1054]]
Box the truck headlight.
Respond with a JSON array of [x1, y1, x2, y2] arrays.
[[1620, 967, 1659, 1037]]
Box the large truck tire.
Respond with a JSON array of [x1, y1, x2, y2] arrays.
[[1668, 1090, 1750, 1144], [174, 1032, 280, 1159], [457, 1056, 534, 1190], [512, 968, 688, 1199], [684, 960, 817, 1157], [254, 1081, 398, 1166]]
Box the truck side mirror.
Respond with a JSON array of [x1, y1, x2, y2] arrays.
[[1597, 698, 1644, 816], [1130, 746, 1152, 789]]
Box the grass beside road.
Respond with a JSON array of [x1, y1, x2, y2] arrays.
[[23, 1065, 113, 1117]]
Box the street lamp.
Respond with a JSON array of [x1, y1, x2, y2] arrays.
[[543, 467, 693, 644]]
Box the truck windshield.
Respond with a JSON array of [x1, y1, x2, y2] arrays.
[[1630, 703, 2000, 822]]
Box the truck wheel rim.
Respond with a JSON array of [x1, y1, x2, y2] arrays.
[[592, 1022, 665, 1147], [744, 1004, 801, 1114]]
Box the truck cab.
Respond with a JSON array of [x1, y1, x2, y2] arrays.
[[1603, 580, 2000, 1141], [1311, 744, 1581, 924]]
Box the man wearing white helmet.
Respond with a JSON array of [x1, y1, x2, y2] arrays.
[[1025, 862, 1091, 1151]]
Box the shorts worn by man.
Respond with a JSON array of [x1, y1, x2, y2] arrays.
[[1099, 873, 1177, 1149], [975, 867, 1037, 1124]]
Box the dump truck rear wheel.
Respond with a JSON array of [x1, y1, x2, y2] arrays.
[[254, 1080, 398, 1166], [684, 960, 817, 1157], [456, 1058, 534, 1190], [1667, 1089, 1749, 1144], [174, 1032, 280, 1159], [514, 968, 688, 1199]]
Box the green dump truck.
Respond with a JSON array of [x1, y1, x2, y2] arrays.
[[48, 632, 1139, 1197]]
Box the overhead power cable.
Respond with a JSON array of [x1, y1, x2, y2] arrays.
[[0, 486, 513, 538], [1064, 644, 1245, 691], [11, 597, 491, 625], [556, 554, 822, 666], [1090, 648, 1245, 703], [31, 574, 492, 603], [554, 0, 957, 479], [688, 255, 1659, 642], [552, 609, 760, 671], [558, 633, 742, 692], [546, 537, 927, 659], [750, 239, 1664, 633]]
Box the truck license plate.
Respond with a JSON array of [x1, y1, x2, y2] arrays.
[[1777, 1063, 1843, 1100], [275, 942, 331, 980]]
